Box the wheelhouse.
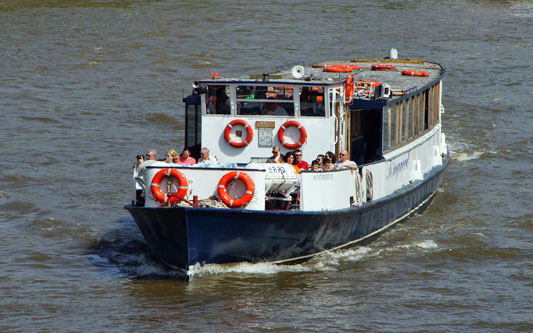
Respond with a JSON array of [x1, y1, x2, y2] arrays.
[[183, 59, 444, 167]]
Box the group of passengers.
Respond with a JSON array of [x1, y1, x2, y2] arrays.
[[135, 147, 218, 171], [266, 146, 358, 172]]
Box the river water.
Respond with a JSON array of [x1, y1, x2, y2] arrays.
[[1, 0, 532, 331]]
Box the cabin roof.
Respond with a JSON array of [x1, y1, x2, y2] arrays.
[[198, 59, 444, 98]]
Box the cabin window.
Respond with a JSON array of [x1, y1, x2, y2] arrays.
[[300, 86, 325, 117], [235, 85, 294, 116], [206, 85, 231, 115]]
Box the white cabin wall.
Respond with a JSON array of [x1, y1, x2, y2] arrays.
[[300, 169, 358, 211], [140, 162, 266, 210], [201, 115, 336, 165], [370, 124, 445, 200]]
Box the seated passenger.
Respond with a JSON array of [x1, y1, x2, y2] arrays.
[[165, 149, 179, 163], [263, 101, 288, 116], [310, 160, 321, 171], [294, 149, 309, 170], [197, 147, 218, 165], [178, 148, 196, 165], [284, 151, 295, 165], [325, 151, 336, 163], [322, 158, 333, 171], [145, 149, 157, 161], [266, 145, 283, 163], [333, 150, 358, 170], [316, 154, 325, 168]]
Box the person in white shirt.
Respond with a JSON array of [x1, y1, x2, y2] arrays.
[[333, 150, 358, 170], [197, 147, 218, 165]]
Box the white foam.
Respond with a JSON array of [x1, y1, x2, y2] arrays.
[[414, 239, 439, 249], [188, 246, 375, 279], [452, 151, 483, 161]]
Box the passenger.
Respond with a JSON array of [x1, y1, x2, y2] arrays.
[[135, 154, 144, 172], [316, 154, 325, 168], [266, 145, 283, 163], [197, 147, 218, 165], [294, 149, 309, 170], [263, 101, 288, 116], [333, 150, 358, 170], [325, 151, 336, 163], [322, 158, 334, 171], [310, 160, 321, 171], [178, 147, 196, 165], [284, 151, 295, 165], [165, 149, 179, 163], [146, 149, 157, 161]]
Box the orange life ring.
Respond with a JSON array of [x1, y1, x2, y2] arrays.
[[151, 168, 189, 205], [324, 64, 360, 73], [217, 171, 255, 208], [372, 64, 397, 71], [401, 70, 429, 77], [224, 119, 253, 148], [345, 74, 354, 104], [278, 120, 307, 149]]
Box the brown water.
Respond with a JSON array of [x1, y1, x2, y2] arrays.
[[1, 0, 532, 331]]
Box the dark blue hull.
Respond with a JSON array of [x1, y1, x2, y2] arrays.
[[125, 156, 448, 271]]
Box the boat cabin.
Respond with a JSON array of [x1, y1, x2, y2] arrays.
[[183, 59, 444, 168]]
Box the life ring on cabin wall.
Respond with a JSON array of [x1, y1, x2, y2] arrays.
[[401, 70, 429, 77], [278, 120, 308, 149], [345, 74, 354, 104], [224, 119, 254, 148], [151, 168, 189, 205], [217, 171, 255, 208]]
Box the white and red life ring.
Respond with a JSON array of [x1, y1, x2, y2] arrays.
[[401, 70, 429, 77], [217, 171, 255, 208], [345, 74, 354, 104], [224, 119, 253, 148], [151, 168, 188, 205], [278, 120, 307, 149]]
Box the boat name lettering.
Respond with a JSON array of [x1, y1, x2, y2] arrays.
[[313, 174, 334, 181], [269, 166, 287, 173], [387, 152, 410, 180]]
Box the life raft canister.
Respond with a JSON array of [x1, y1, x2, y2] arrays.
[[151, 168, 189, 205], [324, 64, 361, 73], [224, 119, 254, 148], [217, 171, 255, 208], [278, 120, 308, 149], [345, 74, 354, 104], [371, 64, 397, 71], [401, 70, 429, 77]]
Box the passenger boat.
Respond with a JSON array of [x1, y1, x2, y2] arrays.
[[125, 50, 449, 275]]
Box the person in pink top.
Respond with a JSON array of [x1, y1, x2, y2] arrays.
[[294, 149, 309, 170], [178, 148, 196, 165]]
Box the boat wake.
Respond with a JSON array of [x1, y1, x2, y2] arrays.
[[188, 240, 439, 279], [87, 218, 439, 281], [85, 217, 188, 280]]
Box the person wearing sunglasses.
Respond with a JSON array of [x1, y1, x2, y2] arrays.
[[266, 145, 283, 163], [293, 149, 309, 170], [145, 149, 157, 161], [333, 150, 358, 170]]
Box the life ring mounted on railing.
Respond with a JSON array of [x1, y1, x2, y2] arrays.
[[278, 120, 308, 149], [217, 171, 255, 208], [151, 168, 189, 206], [224, 119, 254, 148], [345, 74, 354, 104]]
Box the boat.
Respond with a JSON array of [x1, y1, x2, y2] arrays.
[[125, 50, 449, 275]]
